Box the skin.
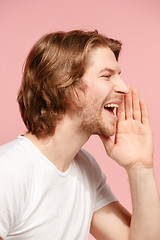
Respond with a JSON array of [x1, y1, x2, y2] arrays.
[[100, 88, 154, 170], [22, 47, 160, 240], [75, 46, 128, 137], [90, 88, 160, 240]]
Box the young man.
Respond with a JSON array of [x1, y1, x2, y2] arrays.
[[0, 30, 159, 240]]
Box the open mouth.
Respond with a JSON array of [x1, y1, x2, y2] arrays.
[[104, 103, 119, 117]]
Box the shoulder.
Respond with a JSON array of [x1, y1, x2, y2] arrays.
[[0, 136, 35, 182], [0, 136, 28, 160], [74, 149, 103, 184], [0, 138, 30, 237], [76, 148, 102, 172]]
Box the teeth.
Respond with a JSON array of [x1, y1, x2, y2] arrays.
[[104, 103, 119, 108]]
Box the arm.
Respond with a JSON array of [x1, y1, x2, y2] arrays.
[[90, 201, 131, 239], [91, 89, 160, 239], [127, 165, 160, 239]]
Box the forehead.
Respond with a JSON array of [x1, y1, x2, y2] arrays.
[[86, 47, 121, 73]]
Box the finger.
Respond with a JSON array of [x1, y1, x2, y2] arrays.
[[132, 88, 141, 121], [140, 99, 150, 125], [117, 96, 125, 121], [125, 88, 132, 119]]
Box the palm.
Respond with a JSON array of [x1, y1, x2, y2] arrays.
[[101, 89, 154, 170]]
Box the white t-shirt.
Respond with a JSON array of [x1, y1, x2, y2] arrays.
[[0, 136, 117, 240]]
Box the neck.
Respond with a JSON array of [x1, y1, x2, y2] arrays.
[[24, 114, 90, 173]]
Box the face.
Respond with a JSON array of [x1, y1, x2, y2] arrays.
[[77, 46, 129, 137]]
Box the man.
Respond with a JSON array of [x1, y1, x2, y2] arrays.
[[0, 30, 159, 240]]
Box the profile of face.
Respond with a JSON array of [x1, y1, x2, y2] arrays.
[[76, 46, 129, 137]]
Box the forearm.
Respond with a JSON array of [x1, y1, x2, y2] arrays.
[[127, 165, 160, 240], [101, 88, 159, 239]]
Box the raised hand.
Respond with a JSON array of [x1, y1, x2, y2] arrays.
[[100, 89, 154, 170]]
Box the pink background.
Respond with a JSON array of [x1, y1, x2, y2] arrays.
[[0, 0, 160, 239]]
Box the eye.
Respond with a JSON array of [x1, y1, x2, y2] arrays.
[[102, 75, 111, 80]]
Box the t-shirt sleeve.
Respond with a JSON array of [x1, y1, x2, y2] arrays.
[[80, 149, 118, 212], [94, 168, 118, 212], [0, 156, 24, 239]]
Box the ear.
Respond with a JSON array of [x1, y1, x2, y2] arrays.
[[73, 86, 86, 106], [65, 83, 87, 107]]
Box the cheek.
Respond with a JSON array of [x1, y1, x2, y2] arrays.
[[86, 84, 111, 102]]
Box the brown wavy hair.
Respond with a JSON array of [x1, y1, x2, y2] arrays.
[[17, 30, 122, 138]]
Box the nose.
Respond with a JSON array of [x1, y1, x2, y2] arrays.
[[113, 75, 129, 95]]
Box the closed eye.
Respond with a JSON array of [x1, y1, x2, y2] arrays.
[[102, 75, 112, 79]]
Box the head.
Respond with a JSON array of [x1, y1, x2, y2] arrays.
[[77, 46, 129, 137], [17, 30, 123, 138]]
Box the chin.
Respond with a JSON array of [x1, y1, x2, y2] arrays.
[[81, 117, 116, 137], [103, 130, 115, 138], [93, 125, 116, 138], [102, 121, 116, 136]]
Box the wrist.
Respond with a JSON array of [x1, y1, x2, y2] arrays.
[[125, 162, 154, 177], [126, 166, 156, 198]]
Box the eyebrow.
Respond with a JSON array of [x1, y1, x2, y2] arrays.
[[99, 67, 121, 75]]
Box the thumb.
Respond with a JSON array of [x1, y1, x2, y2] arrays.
[[99, 136, 114, 157]]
